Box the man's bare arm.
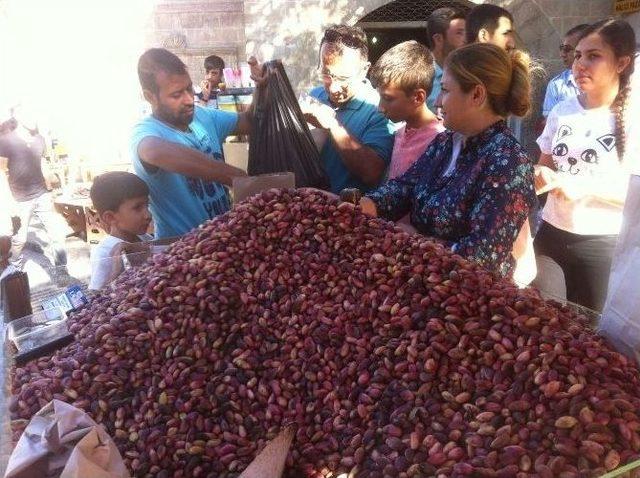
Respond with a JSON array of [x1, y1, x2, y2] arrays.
[[328, 124, 386, 187], [303, 103, 386, 187], [137, 137, 246, 187]]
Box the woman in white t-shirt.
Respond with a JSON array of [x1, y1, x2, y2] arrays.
[[533, 19, 636, 312]]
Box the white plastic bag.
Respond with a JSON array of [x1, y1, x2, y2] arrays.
[[600, 175, 640, 362], [4, 399, 129, 478]]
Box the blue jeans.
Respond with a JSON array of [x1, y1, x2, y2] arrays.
[[10, 192, 67, 268]]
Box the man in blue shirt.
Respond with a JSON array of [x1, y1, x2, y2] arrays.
[[542, 24, 590, 117], [131, 48, 252, 239], [303, 25, 395, 194], [425, 8, 467, 115]]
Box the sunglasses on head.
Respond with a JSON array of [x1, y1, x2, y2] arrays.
[[322, 29, 367, 51]]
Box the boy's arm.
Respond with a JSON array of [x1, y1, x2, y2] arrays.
[[137, 137, 246, 186], [90, 243, 126, 290]]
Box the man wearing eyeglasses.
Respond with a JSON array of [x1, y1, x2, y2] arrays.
[[541, 24, 590, 118], [302, 25, 395, 194]]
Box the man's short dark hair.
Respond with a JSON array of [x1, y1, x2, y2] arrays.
[[565, 23, 590, 38], [321, 24, 369, 60], [370, 41, 435, 96], [204, 55, 225, 72], [90, 172, 150, 215], [466, 4, 514, 44], [137, 48, 188, 94], [426, 7, 466, 50]]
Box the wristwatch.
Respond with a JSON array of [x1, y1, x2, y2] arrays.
[[339, 188, 362, 205]]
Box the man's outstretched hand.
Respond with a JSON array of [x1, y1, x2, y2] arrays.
[[248, 56, 268, 87]]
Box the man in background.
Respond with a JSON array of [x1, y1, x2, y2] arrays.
[[466, 4, 522, 143], [466, 4, 516, 51], [542, 24, 590, 118], [425, 7, 466, 114], [0, 105, 68, 274]]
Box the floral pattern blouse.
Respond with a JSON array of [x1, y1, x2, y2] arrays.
[[367, 120, 536, 277]]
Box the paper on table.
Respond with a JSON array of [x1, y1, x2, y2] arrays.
[[4, 400, 129, 478]]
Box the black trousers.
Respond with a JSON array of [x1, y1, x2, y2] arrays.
[[533, 222, 617, 312]]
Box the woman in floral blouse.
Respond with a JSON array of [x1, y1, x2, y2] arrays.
[[346, 43, 536, 277]]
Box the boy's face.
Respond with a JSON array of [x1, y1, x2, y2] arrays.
[[377, 83, 423, 123], [104, 196, 151, 236], [205, 68, 223, 87]]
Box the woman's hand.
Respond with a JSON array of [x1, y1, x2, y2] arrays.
[[550, 181, 587, 203], [534, 165, 561, 195], [359, 197, 378, 217], [299, 187, 339, 201], [396, 222, 418, 235]]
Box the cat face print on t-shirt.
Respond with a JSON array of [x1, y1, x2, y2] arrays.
[[551, 122, 617, 177]]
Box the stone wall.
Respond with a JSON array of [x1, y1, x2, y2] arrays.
[[145, 0, 633, 153], [145, 0, 247, 84], [626, 10, 640, 39], [147, 0, 622, 94], [242, 0, 615, 93], [524, 0, 614, 73]]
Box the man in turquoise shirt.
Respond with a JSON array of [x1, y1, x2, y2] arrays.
[[130, 48, 252, 238], [304, 25, 395, 193]]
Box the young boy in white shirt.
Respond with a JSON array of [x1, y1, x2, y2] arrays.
[[88, 172, 153, 290]]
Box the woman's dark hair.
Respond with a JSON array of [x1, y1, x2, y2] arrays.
[[579, 19, 636, 161]]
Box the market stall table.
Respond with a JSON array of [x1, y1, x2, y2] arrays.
[[53, 185, 106, 245]]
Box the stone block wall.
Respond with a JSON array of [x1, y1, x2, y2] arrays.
[[145, 0, 247, 85], [143, 0, 635, 154]]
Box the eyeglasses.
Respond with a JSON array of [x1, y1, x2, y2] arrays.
[[559, 44, 575, 53], [317, 68, 358, 85], [322, 29, 368, 52]]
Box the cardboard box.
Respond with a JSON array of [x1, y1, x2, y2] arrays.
[[223, 142, 249, 172]]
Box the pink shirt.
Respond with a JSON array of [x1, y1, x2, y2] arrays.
[[388, 121, 445, 179]]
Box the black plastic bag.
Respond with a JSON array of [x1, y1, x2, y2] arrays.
[[248, 60, 330, 190]]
